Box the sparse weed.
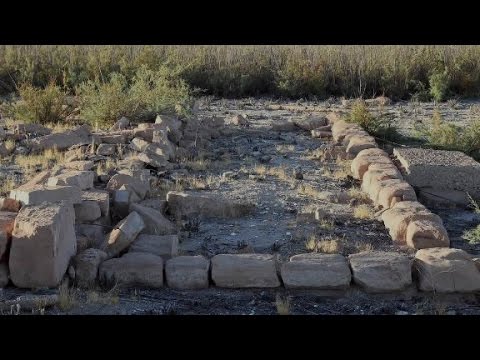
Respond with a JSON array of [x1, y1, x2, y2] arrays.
[[275, 293, 290, 315], [58, 282, 77, 311], [353, 204, 374, 220]]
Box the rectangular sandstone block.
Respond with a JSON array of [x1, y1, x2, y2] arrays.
[[281, 253, 351, 289], [211, 254, 280, 288], [47, 171, 94, 190], [166, 255, 210, 289], [10, 185, 82, 206], [9, 201, 77, 288], [129, 234, 178, 260], [81, 190, 110, 217]]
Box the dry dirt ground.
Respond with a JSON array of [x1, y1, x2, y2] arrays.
[[2, 97, 480, 315]]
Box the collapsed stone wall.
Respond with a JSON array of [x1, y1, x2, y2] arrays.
[[0, 111, 479, 295]]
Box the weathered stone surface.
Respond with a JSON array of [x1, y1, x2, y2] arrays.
[[75, 224, 105, 249], [138, 198, 167, 213], [394, 147, 480, 198], [0, 198, 21, 212], [29, 125, 91, 152], [418, 188, 471, 207], [167, 191, 253, 219], [211, 254, 280, 288], [348, 251, 412, 293], [362, 168, 403, 198], [151, 131, 176, 160], [129, 234, 178, 260], [406, 219, 450, 249], [113, 190, 131, 218], [331, 120, 363, 143], [346, 135, 377, 157], [271, 119, 297, 132], [81, 190, 109, 217], [281, 253, 351, 289], [14, 123, 51, 136], [98, 133, 127, 144], [376, 180, 417, 209], [229, 114, 249, 127], [166, 256, 210, 289], [76, 235, 91, 253], [74, 201, 102, 222], [99, 252, 164, 288], [74, 248, 108, 288], [9, 202, 76, 288], [101, 211, 145, 258], [0, 262, 9, 287], [109, 116, 130, 131], [415, 248, 480, 293], [130, 137, 150, 152], [381, 201, 448, 247], [0, 211, 16, 261], [311, 130, 331, 138], [10, 185, 82, 206], [351, 148, 391, 180], [106, 173, 149, 199], [96, 143, 116, 156], [136, 152, 168, 168], [294, 116, 328, 131], [64, 160, 95, 171], [129, 203, 176, 236], [154, 114, 183, 143], [19, 170, 51, 188], [47, 171, 94, 190]]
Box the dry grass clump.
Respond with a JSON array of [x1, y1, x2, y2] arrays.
[[15, 148, 63, 174], [58, 282, 77, 311], [353, 204, 374, 220], [305, 234, 344, 254]]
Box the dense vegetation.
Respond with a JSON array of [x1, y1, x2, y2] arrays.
[[2, 45, 480, 100]]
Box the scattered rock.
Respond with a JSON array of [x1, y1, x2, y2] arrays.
[[74, 201, 102, 222], [47, 171, 94, 190], [64, 160, 95, 171], [74, 248, 108, 288], [106, 173, 149, 200], [129, 203, 176, 236], [129, 234, 179, 260], [101, 211, 145, 258], [0, 198, 21, 212], [28, 124, 91, 152], [109, 117, 130, 131], [167, 191, 253, 219], [96, 143, 116, 156]]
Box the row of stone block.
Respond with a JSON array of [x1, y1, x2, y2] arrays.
[[89, 250, 480, 294]]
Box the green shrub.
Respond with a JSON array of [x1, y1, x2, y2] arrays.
[[77, 66, 192, 128], [76, 73, 132, 129], [346, 99, 398, 140], [421, 110, 480, 160], [429, 71, 450, 102], [463, 225, 480, 244], [7, 81, 66, 124]]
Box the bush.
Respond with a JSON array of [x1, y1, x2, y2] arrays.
[[422, 109, 480, 160], [6, 81, 66, 124], [77, 66, 192, 128], [346, 99, 398, 140], [76, 73, 133, 129], [429, 71, 450, 102]]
